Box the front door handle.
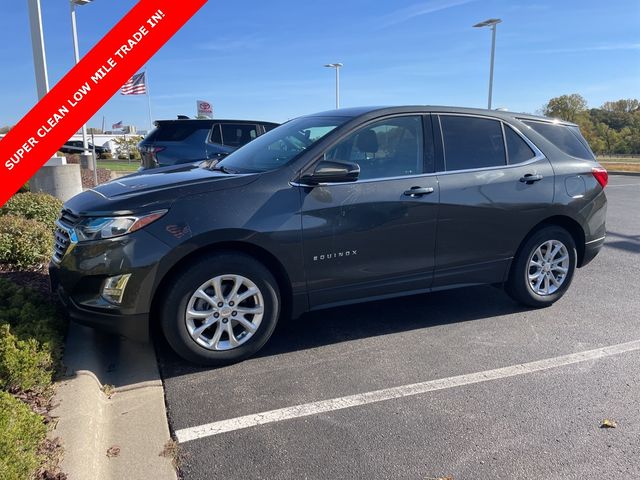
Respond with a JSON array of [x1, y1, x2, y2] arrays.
[[520, 173, 543, 184], [403, 186, 434, 197]]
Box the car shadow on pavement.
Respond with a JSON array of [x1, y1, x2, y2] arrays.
[[156, 284, 529, 375], [604, 230, 640, 254]]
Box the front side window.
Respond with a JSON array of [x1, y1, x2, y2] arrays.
[[217, 116, 347, 173], [440, 115, 506, 171], [325, 116, 425, 180]]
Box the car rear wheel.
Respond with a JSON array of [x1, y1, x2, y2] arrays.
[[161, 252, 280, 365], [506, 226, 577, 308]]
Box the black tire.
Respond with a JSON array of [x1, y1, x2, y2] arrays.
[[505, 226, 577, 308], [161, 252, 280, 366]]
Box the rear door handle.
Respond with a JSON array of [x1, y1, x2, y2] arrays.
[[520, 174, 543, 184], [403, 186, 434, 197]]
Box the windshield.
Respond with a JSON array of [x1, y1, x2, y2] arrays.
[[215, 115, 348, 173]]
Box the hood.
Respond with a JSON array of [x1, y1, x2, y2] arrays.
[[64, 164, 258, 216]]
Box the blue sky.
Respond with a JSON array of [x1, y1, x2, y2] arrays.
[[0, 0, 638, 130]]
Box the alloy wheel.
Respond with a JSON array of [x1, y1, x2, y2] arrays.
[[526, 239, 570, 296], [185, 274, 264, 350]]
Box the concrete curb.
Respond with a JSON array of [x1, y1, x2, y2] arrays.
[[50, 323, 176, 480]]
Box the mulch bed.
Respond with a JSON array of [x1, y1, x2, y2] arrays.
[[80, 168, 112, 189], [0, 264, 51, 297]]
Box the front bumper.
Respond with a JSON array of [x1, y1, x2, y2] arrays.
[[49, 228, 171, 340], [52, 278, 149, 340]]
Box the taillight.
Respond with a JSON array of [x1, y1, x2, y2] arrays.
[[592, 167, 608, 189]]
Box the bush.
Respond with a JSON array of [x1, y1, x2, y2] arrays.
[[0, 391, 46, 480], [0, 280, 66, 479], [0, 216, 53, 268], [0, 325, 53, 393], [0, 192, 62, 228], [17, 182, 29, 193], [99, 151, 113, 160]]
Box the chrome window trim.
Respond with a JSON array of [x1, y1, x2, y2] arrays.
[[436, 113, 545, 174], [290, 151, 548, 187], [291, 111, 548, 187]]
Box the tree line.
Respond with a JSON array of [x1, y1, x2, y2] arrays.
[[542, 94, 640, 155], [2, 94, 639, 155]]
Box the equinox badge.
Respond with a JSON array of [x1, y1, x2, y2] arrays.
[[313, 250, 358, 261]]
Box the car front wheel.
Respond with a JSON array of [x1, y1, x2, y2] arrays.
[[161, 253, 280, 365], [506, 226, 577, 308]]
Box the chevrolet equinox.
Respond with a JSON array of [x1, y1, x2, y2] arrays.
[[50, 106, 608, 365]]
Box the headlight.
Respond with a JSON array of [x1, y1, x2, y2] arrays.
[[74, 210, 167, 242]]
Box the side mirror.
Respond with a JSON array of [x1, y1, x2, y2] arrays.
[[299, 160, 360, 185]]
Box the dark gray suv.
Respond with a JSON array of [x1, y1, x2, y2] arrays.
[[50, 106, 607, 365]]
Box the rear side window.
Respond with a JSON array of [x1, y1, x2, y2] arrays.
[[221, 124, 258, 147], [523, 121, 595, 160], [152, 123, 201, 142], [440, 115, 506, 171], [505, 126, 535, 164]]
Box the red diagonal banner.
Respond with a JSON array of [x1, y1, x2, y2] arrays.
[[0, 0, 207, 206]]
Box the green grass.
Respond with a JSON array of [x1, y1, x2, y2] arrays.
[[97, 159, 139, 172]]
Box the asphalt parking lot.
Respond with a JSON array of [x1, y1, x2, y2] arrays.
[[157, 174, 640, 480]]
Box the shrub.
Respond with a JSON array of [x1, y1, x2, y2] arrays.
[[0, 391, 46, 480], [0, 279, 65, 355], [0, 216, 53, 268], [0, 192, 62, 228], [17, 182, 29, 193], [99, 151, 113, 160], [0, 325, 53, 393]]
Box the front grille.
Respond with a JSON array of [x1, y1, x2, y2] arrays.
[[52, 226, 71, 263], [52, 208, 79, 263]]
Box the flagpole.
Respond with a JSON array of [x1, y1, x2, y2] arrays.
[[145, 67, 153, 131]]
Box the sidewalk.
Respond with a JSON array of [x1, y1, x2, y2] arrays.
[[51, 323, 176, 480]]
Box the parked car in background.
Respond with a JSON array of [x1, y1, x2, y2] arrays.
[[138, 118, 279, 169], [50, 106, 607, 365], [60, 140, 110, 155]]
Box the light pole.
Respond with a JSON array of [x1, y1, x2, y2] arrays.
[[324, 63, 343, 109], [473, 18, 501, 110], [26, 0, 50, 100], [70, 0, 93, 154]]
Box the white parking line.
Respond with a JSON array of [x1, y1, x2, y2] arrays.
[[175, 339, 640, 443], [608, 183, 640, 187]]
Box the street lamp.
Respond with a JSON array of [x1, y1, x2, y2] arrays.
[[70, 0, 93, 153], [473, 18, 501, 110], [324, 62, 343, 109], [26, 0, 50, 100]]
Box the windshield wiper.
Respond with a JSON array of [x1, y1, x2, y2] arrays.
[[211, 164, 238, 174]]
